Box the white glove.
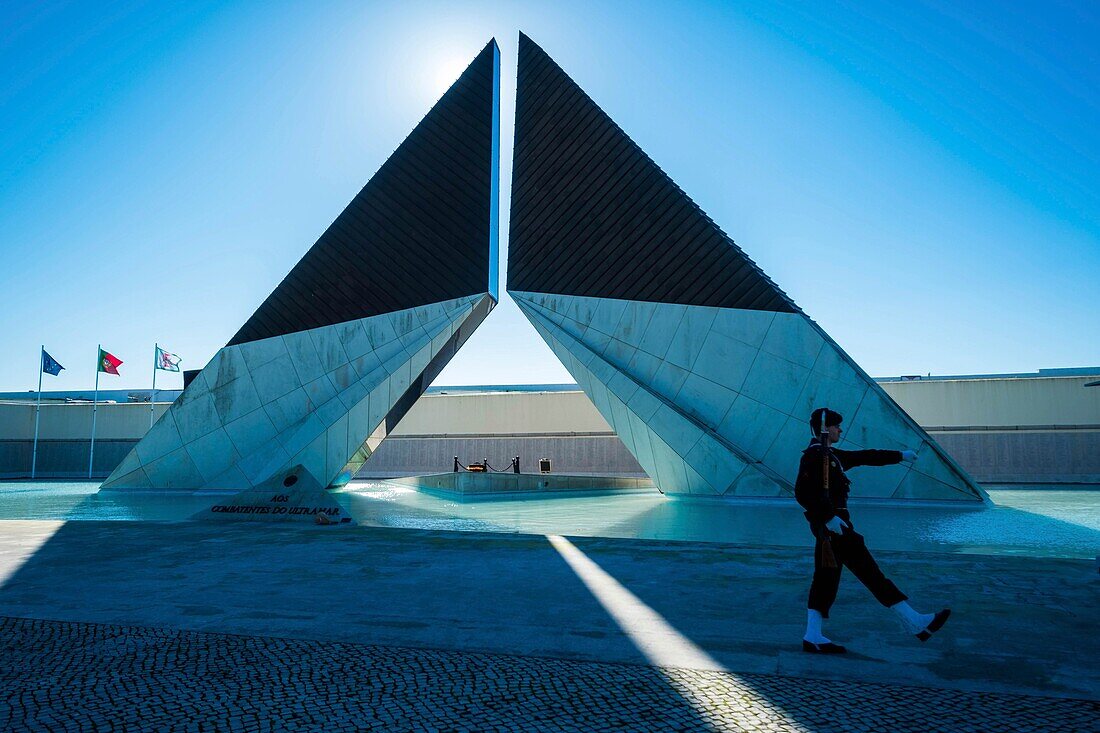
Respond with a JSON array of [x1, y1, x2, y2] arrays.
[[901, 449, 918, 462], [825, 515, 849, 535]]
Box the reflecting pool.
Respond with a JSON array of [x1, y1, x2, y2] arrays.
[[0, 480, 1096, 559]]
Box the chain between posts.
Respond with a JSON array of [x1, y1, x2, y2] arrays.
[[453, 456, 521, 473]]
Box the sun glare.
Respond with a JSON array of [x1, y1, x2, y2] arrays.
[[430, 56, 471, 96]]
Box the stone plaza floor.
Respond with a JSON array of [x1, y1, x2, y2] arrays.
[[0, 512, 1097, 730], [2, 616, 1096, 732]]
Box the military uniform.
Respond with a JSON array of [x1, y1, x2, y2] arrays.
[[794, 439, 907, 617]]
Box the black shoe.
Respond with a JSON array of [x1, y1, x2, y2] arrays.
[[802, 640, 847, 654], [916, 609, 951, 642]]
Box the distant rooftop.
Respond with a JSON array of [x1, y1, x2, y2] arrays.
[[874, 367, 1100, 383], [429, 368, 1100, 392], [0, 389, 185, 404], [2, 368, 1097, 403], [426, 384, 582, 394]]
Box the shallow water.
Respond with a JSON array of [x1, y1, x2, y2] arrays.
[[0, 480, 1096, 559], [336, 483, 1100, 559], [0, 482, 213, 521]]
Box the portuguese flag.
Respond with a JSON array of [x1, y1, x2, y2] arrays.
[[98, 348, 123, 375]]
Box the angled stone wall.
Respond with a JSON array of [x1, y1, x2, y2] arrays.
[[102, 297, 488, 491]]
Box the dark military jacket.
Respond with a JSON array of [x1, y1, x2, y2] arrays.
[[794, 439, 901, 526]]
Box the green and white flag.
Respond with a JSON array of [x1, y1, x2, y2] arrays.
[[155, 346, 182, 372]]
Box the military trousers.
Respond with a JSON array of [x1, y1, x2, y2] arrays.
[[807, 513, 907, 617]]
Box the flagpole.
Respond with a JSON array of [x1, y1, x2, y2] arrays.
[[150, 343, 158, 429], [31, 346, 44, 479], [89, 345, 100, 479]]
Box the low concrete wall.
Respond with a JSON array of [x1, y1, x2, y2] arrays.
[[0, 401, 163, 478], [931, 429, 1100, 484], [359, 434, 647, 478], [879, 374, 1100, 427], [7, 431, 1094, 485], [361, 431, 1100, 484], [0, 439, 136, 479], [0, 402, 169, 440]]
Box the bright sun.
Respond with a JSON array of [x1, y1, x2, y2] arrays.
[[431, 56, 470, 95]]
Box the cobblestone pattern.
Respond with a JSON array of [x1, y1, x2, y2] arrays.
[[1, 616, 1095, 732]]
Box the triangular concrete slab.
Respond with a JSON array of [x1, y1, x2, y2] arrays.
[[508, 35, 985, 503]]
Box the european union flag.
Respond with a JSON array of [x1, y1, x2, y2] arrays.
[[42, 349, 64, 376]]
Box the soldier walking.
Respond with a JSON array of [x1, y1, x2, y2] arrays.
[[796, 407, 950, 653]]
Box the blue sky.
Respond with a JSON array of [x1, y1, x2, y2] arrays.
[[1, 0, 1097, 392]]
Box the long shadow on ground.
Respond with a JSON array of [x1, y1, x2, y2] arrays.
[[0, 516, 721, 730]]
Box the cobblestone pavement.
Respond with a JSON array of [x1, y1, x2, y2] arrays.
[[1, 617, 1095, 732]]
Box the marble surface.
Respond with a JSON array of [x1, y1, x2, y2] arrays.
[[513, 291, 982, 502], [100, 295, 485, 492]]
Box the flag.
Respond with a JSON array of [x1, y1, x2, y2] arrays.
[[98, 348, 123, 375], [155, 346, 182, 372], [41, 349, 64, 376]]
